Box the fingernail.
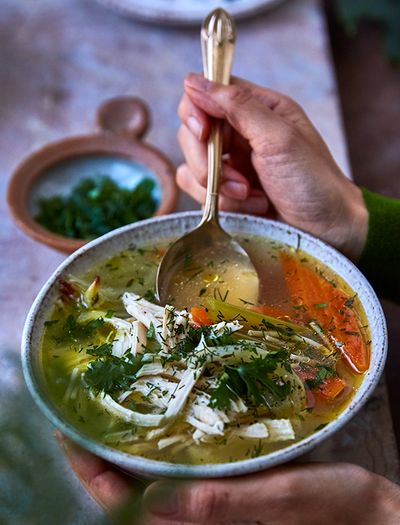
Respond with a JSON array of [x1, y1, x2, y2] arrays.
[[222, 181, 248, 200], [187, 116, 203, 140], [145, 485, 179, 517], [185, 73, 210, 91]]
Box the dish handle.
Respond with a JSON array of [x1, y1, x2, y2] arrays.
[[96, 96, 150, 140]]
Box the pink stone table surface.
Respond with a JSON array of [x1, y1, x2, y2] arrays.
[[0, 0, 398, 523]]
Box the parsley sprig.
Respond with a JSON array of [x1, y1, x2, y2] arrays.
[[210, 350, 292, 410], [84, 350, 144, 396]]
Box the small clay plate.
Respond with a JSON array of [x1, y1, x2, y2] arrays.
[[7, 97, 177, 253]]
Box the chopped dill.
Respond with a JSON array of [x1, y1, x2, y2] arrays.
[[44, 319, 59, 327]]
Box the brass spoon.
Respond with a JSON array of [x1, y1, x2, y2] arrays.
[[156, 8, 259, 308]]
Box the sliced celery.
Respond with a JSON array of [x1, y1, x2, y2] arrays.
[[206, 299, 311, 337]]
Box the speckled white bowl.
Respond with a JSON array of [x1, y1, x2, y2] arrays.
[[94, 0, 286, 25], [22, 212, 387, 479]]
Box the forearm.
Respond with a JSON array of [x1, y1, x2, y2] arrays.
[[357, 189, 400, 303]]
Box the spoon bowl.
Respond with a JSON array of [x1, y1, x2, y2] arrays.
[[157, 220, 259, 308]]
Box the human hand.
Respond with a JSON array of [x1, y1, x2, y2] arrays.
[[57, 433, 400, 525], [177, 74, 368, 261]]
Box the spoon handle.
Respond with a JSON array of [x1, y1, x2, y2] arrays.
[[200, 9, 236, 225]]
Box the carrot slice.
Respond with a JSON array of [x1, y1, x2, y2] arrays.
[[314, 376, 346, 401], [293, 365, 346, 404], [280, 252, 370, 374], [191, 307, 213, 326]]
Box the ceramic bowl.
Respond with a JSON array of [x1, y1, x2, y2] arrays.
[[7, 97, 177, 254], [22, 212, 387, 478], [93, 0, 286, 25]]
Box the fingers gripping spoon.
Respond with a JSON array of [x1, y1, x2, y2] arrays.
[[156, 9, 259, 309]]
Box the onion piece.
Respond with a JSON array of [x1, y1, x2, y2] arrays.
[[94, 393, 164, 427]]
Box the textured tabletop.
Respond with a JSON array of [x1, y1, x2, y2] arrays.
[[0, 0, 398, 523]]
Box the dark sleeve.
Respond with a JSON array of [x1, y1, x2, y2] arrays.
[[357, 188, 400, 303]]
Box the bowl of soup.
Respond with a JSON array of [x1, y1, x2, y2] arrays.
[[22, 212, 387, 478]]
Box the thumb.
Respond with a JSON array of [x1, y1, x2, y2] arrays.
[[143, 470, 285, 523], [184, 73, 288, 147], [55, 431, 134, 511]]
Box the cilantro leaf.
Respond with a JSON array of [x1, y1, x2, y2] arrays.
[[209, 352, 292, 410], [144, 321, 162, 354], [84, 353, 144, 396], [209, 372, 239, 410]]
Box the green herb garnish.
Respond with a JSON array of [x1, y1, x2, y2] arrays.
[[251, 440, 264, 458], [55, 315, 105, 344], [305, 365, 335, 389], [210, 351, 292, 410], [35, 176, 158, 239], [146, 322, 156, 340], [141, 289, 157, 302], [85, 342, 113, 357], [44, 319, 59, 327], [84, 352, 144, 396], [345, 296, 356, 308]]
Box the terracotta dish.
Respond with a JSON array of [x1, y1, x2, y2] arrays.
[[7, 97, 177, 253]]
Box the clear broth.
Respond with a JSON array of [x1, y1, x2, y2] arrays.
[[40, 235, 367, 464]]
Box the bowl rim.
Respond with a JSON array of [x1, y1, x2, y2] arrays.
[[21, 211, 388, 478]]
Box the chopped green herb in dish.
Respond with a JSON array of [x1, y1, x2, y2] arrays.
[[35, 175, 158, 239]]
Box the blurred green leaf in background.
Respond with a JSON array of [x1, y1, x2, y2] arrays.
[[333, 0, 400, 63]]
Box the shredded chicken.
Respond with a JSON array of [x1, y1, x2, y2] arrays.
[[85, 296, 305, 448]]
